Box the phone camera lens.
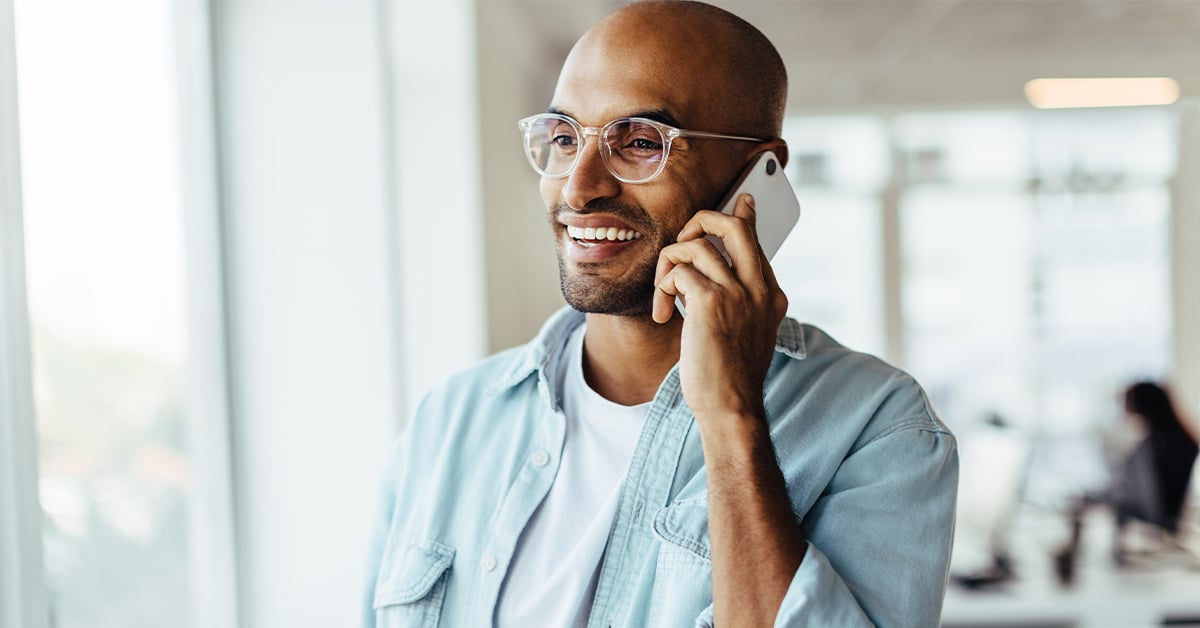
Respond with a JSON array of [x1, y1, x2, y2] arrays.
[[766, 159, 777, 175]]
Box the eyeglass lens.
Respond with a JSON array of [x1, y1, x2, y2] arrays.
[[524, 116, 666, 182]]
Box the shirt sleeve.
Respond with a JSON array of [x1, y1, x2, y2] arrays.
[[774, 423, 959, 627]]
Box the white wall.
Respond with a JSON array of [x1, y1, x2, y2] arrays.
[[214, 1, 400, 625], [213, 0, 491, 622], [387, 0, 487, 415], [476, 1, 572, 352]]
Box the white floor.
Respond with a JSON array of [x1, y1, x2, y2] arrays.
[[943, 508, 1200, 628]]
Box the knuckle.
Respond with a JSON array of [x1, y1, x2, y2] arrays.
[[661, 245, 687, 263], [774, 292, 789, 318], [692, 288, 718, 307]]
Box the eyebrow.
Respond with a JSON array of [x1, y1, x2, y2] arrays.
[[546, 107, 685, 129]]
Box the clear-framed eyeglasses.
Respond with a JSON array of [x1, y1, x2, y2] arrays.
[[517, 113, 766, 184]]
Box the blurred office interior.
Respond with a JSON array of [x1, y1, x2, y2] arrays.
[[1, 1, 1199, 627]]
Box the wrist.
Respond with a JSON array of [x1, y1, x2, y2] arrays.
[[695, 409, 769, 457], [689, 391, 765, 426]]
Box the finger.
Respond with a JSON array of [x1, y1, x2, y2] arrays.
[[651, 276, 676, 323], [758, 253, 790, 318], [652, 263, 717, 323], [732, 192, 758, 233], [676, 196, 763, 287], [677, 194, 757, 242], [652, 262, 691, 324], [652, 239, 733, 323], [655, 238, 737, 289], [759, 248, 782, 294]]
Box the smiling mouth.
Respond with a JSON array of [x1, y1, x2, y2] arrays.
[[565, 225, 644, 246]]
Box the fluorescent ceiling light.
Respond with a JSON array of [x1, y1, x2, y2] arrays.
[[1024, 77, 1180, 109]]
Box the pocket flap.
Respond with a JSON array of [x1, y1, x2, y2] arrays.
[[373, 539, 455, 608], [651, 500, 711, 562]]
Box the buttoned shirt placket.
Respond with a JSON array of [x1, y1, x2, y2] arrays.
[[470, 363, 568, 625], [587, 366, 693, 627]]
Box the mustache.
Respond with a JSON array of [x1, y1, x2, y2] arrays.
[[551, 201, 655, 234]]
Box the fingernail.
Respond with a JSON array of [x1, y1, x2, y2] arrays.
[[744, 194, 755, 208]]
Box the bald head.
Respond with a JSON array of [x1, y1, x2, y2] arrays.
[[557, 0, 788, 139]]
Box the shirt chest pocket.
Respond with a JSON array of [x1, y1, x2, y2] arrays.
[[373, 539, 455, 628], [648, 500, 714, 626], [652, 500, 712, 563]]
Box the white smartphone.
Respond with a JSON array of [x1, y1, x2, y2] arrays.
[[708, 150, 801, 263], [676, 150, 801, 315]]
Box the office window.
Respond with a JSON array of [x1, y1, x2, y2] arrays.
[[897, 109, 1174, 433], [777, 116, 887, 357], [14, 1, 194, 625], [783, 108, 1177, 578], [901, 185, 1035, 425]]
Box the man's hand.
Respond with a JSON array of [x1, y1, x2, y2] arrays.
[[651, 193, 788, 421], [652, 193, 805, 626]]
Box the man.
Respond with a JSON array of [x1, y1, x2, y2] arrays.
[[364, 2, 957, 626]]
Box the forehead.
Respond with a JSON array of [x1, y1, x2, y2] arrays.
[[549, 19, 731, 128]]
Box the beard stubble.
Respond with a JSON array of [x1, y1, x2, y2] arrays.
[[550, 201, 664, 318]]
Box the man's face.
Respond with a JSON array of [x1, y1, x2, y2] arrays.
[[540, 20, 752, 317]]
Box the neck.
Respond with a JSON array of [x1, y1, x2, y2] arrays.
[[581, 311, 683, 406]]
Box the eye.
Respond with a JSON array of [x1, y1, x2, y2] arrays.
[[628, 137, 663, 151], [547, 121, 578, 149], [609, 121, 664, 156]]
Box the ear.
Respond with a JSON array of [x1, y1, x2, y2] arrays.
[[758, 138, 789, 169]]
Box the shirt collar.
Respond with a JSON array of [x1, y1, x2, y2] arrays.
[[488, 306, 808, 395], [488, 307, 583, 395], [775, 317, 808, 360]]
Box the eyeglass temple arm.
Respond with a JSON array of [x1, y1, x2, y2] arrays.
[[676, 130, 767, 143]]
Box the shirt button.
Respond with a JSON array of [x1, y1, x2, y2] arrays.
[[531, 451, 550, 467], [481, 553, 497, 572]]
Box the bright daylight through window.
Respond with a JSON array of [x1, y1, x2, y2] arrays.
[[777, 106, 1176, 581], [13, 0, 194, 625]]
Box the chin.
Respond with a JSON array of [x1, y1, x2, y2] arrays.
[[558, 267, 655, 317], [565, 295, 654, 318]]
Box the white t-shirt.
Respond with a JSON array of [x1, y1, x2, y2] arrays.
[[496, 324, 647, 627]]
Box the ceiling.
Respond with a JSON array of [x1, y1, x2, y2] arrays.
[[499, 0, 1200, 112]]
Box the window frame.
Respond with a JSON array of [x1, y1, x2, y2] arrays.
[[172, 1, 241, 625], [0, 0, 49, 625], [0, 1, 241, 626]]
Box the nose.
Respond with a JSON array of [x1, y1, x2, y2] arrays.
[[560, 135, 621, 210]]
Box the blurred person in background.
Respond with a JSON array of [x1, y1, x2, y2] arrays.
[[1109, 381, 1199, 561], [1056, 381, 1198, 576]]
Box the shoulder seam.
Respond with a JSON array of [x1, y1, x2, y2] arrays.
[[860, 417, 954, 450]]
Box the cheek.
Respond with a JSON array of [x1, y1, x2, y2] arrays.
[[645, 178, 710, 236], [539, 177, 562, 208]]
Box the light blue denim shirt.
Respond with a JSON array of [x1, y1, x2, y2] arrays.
[[364, 307, 957, 627]]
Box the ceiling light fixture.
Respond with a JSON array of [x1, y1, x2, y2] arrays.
[[1024, 77, 1180, 109]]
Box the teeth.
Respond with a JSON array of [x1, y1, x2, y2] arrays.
[[565, 225, 643, 242]]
